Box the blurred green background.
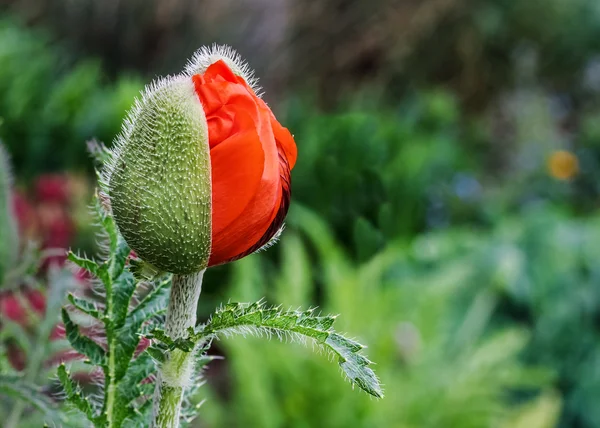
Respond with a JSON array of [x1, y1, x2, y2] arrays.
[[2, 0, 600, 426]]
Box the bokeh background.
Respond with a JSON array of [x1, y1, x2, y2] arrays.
[[2, 0, 600, 426]]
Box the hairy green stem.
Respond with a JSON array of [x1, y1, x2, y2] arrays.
[[151, 270, 204, 427]]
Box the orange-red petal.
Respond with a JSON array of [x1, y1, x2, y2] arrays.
[[209, 116, 265, 239], [270, 114, 297, 170], [193, 60, 297, 266]]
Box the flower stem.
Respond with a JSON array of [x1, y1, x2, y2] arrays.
[[151, 270, 204, 428]]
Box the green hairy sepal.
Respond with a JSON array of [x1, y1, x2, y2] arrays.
[[106, 76, 212, 274]]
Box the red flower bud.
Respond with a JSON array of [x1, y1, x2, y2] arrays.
[[192, 60, 297, 265], [107, 46, 297, 273]]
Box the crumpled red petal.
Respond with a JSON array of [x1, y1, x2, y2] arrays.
[[193, 60, 296, 266]]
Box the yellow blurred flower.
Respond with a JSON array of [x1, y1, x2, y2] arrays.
[[547, 150, 579, 180]]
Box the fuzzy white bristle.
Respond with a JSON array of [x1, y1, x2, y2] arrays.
[[183, 44, 262, 96], [100, 74, 183, 205]]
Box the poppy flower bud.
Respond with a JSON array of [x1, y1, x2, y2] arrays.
[[107, 76, 212, 274], [106, 46, 297, 274]]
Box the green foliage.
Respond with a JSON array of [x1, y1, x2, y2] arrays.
[[197, 203, 600, 427], [0, 18, 143, 177], [60, 192, 381, 426], [284, 92, 479, 261], [0, 264, 82, 427], [61, 308, 106, 365], [0, 374, 65, 423], [198, 206, 560, 428], [59, 198, 168, 427], [487, 208, 600, 427], [147, 301, 382, 426], [57, 365, 96, 420], [6, 6, 600, 426], [200, 302, 381, 398], [0, 142, 18, 285], [153, 301, 383, 398]]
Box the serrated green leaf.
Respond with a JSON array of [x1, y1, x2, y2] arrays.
[[110, 401, 136, 428], [327, 333, 364, 353], [61, 193, 162, 427], [93, 195, 118, 252], [326, 333, 382, 397], [146, 345, 167, 364], [67, 252, 99, 276], [139, 316, 166, 337], [67, 294, 101, 319], [127, 276, 170, 325], [173, 338, 196, 352], [237, 310, 263, 325], [61, 309, 106, 365], [108, 236, 130, 280], [148, 329, 174, 347], [295, 325, 330, 342], [117, 352, 156, 403], [113, 325, 143, 381], [57, 365, 96, 422], [128, 398, 154, 427], [112, 270, 137, 328], [97, 264, 111, 286], [149, 328, 196, 352], [195, 301, 383, 398]]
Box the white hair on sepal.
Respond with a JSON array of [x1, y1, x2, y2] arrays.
[[183, 44, 262, 96], [255, 224, 285, 254], [100, 73, 187, 205]]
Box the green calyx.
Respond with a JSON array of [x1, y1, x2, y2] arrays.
[[108, 76, 212, 274]]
